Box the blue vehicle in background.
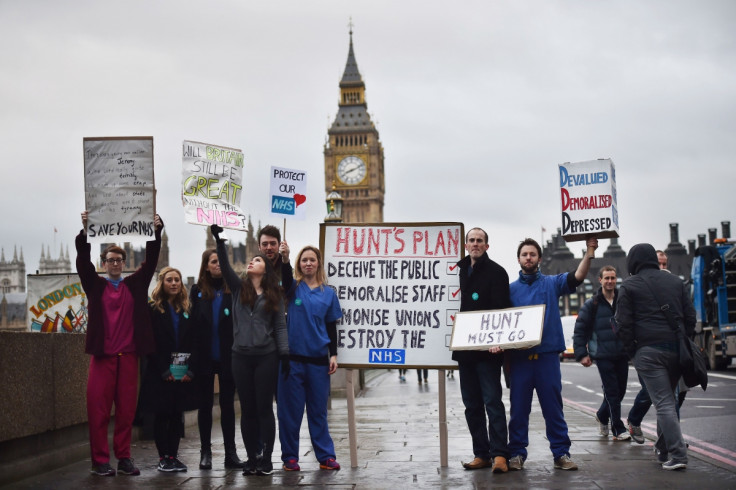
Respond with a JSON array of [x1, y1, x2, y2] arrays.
[[691, 228, 736, 370]]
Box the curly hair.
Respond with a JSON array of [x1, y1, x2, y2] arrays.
[[240, 253, 282, 312], [196, 248, 230, 300], [151, 267, 190, 313]]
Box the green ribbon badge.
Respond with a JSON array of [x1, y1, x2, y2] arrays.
[[472, 292, 479, 301]]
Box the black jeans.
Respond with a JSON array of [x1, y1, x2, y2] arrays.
[[595, 357, 629, 436], [458, 357, 509, 459], [231, 350, 279, 459], [198, 360, 238, 452]]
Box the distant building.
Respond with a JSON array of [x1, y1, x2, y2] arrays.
[[38, 244, 72, 274], [0, 247, 25, 294]]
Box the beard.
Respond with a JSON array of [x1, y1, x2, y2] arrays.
[[520, 263, 538, 274]]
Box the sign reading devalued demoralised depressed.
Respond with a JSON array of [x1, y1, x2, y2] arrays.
[[450, 305, 546, 351], [83, 137, 155, 244], [182, 140, 247, 231], [559, 158, 619, 242], [321, 222, 463, 368]]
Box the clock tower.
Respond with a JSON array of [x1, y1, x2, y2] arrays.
[[324, 27, 385, 223]]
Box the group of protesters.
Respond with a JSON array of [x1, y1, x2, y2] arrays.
[[76, 214, 693, 478], [455, 227, 693, 476], [76, 213, 341, 477]]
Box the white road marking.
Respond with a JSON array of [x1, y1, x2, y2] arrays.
[[577, 385, 595, 393]]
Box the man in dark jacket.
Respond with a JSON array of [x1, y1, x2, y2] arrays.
[[615, 243, 695, 471], [573, 266, 631, 440], [455, 227, 511, 473]]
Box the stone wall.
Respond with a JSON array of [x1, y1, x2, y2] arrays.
[[0, 331, 88, 443]]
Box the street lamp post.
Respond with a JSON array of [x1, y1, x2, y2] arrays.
[[324, 183, 344, 223]]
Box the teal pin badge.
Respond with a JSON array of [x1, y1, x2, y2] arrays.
[[224, 308, 230, 316], [183, 312, 189, 319], [472, 292, 479, 301], [295, 298, 303, 306]]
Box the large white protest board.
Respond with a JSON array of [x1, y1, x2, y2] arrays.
[[270, 166, 307, 220], [84, 137, 155, 244], [450, 305, 546, 351], [321, 222, 463, 368], [182, 140, 247, 231], [559, 158, 619, 242]]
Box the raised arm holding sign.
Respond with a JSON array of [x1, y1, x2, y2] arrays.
[[505, 236, 598, 472]]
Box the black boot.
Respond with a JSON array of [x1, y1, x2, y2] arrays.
[[224, 448, 245, 469], [199, 448, 212, 470]]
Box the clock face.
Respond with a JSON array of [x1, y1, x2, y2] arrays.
[[337, 155, 367, 185]]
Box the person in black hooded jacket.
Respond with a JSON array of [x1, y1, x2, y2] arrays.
[[615, 243, 695, 471]]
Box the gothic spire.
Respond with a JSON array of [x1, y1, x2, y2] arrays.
[[340, 20, 363, 86]]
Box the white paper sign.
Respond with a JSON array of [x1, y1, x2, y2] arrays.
[[84, 137, 155, 244], [450, 305, 546, 351], [269, 166, 307, 220], [322, 222, 463, 368], [182, 140, 247, 231], [559, 158, 619, 242]]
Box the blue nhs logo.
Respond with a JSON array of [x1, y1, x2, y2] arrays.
[[271, 195, 295, 215], [369, 349, 405, 364]]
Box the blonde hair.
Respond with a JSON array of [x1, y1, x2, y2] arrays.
[[295, 245, 327, 287], [151, 267, 190, 313]]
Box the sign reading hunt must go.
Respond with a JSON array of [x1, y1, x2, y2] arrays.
[[450, 305, 546, 351], [321, 222, 463, 368], [559, 158, 619, 242]]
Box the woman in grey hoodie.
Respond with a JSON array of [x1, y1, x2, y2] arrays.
[[211, 225, 289, 476]]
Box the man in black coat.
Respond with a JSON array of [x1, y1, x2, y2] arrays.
[[455, 227, 511, 473]]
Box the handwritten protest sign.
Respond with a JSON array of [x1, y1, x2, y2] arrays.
[[450, 305, 546, 351], [270, 166, 307, 220], [83, 137, 155, 243], [182, 140, 246, 231], [321, 222, 463, 368], [559, 158, 619, 242]]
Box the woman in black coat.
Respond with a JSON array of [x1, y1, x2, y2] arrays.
[[190, 248, 244, 470], [139, 266, 201, 473]]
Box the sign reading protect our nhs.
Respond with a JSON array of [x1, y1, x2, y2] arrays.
[[321, 222, 463, 369], [559, 158, 619, 242], [270, 166, 307, 220]]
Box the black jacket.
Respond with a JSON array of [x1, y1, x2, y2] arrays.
[[189, 281, 234, 375], [453, 252, 511, 363], [573, 288, 626, 361], [138, 304, 202, 414], [615, 243, 696, 357]]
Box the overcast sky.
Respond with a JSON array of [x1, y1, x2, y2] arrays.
[[2, 0, 735, 280]]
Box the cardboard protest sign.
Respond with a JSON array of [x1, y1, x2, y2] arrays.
[[450, 305, 546, 351], [322, 222, 463, 368], [83, 137, 155, 243], [270, 166, 307, 220], [182, 141, 247, 231], [559, 158, 619, 242]]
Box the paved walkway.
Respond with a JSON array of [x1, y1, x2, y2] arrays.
[[7, 369, 736, 489]]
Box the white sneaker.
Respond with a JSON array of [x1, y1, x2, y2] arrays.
[[614, 432, 631, 441], [595, 415, 609, 437], [662, 459, 687, 471]]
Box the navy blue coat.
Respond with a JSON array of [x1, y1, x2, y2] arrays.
[[573, 288, 626, 361]]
